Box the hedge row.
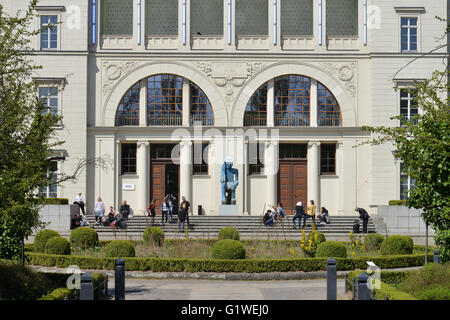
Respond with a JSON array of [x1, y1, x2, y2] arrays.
[[26, 252, 433, 273], [347, 270, 410, 289], [39, 273, 106, 300]]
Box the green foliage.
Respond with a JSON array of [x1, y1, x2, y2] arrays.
[[70, 227, 99, 250], [41, 198, 69, 205], [45, 236, 71, 255], [349, 231, 364, 256], [0, 1, 62, 259], [364, 234, 385, 251], [380, 235, 414, 255], [26, 252, 433, 273], [211, 240, 246, 260], [398, 262, 450, 300], [39, 288, 74, 300], [434, 229, 450, 263], [415, 287, 450, 300], [143, 227, 164, 246], [105, 240, 135, 258], [360, 69, 450, 265], [375, 282, 418, 300], [218, 227, 240, 241], [308, 231, 326, 245], [300, 225, 324, 257], [316, 241, 347, 258], [389, 200, 407, 206], [34, 229, 60, 253]]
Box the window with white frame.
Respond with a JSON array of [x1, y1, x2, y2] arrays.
[[400, 17, 418, 52], [39, 161, 58, 198], [40, 15, 58, 49], [400, 88, 418, 125], [400, 163, 415, 200], [39, 86, 59, 116]]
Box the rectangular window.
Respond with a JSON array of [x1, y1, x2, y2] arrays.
[[39, 161, 58, 198], [320, 144, 336, 175], [401, 17, 418, 52], [249, 142, 265, 175], [40, 15, 58, 49], [121, 143, 137, 174], [39, 86, 59, 116], [193, 143, 209, 175], [400, 89, 418, 125], [400, 163, 416, 200], [279, 143, 307, 159]]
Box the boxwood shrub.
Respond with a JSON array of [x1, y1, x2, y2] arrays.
[[212, 239, 246, 260], [34, 229, 60, 253], [364, 234, 385, 251], [316, 241, 347, 258], [45, 236, 71, 255], [143, 227, 164, 246], [70, 227, 99, 249], [380, 235, 413, 255], [218, 227, 240, 241], [105, 240, 135, 258]]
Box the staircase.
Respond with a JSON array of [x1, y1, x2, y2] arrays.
[[86, 215, 377, 240]]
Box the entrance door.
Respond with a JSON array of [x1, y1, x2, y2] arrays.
[[165, 163, 179, 203]]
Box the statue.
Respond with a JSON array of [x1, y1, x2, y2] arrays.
[[220, 156, 239, 205]]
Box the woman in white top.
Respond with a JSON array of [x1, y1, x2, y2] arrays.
[[94, 197, 105, 225]]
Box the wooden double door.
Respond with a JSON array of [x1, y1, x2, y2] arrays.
[[278, 160, 308, 215], [150, 161, 179, 214]]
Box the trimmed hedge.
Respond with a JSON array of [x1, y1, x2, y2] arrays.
[[364, 234, 385, 251], [388, 200, 407, 206], [34, 229, 60, 253], [39, 288, 74, 300], [25, 252, 433, 273], [70, 227, 99, 249], [105, 240, 135, 258], [41, 198, 69, 205], [45, 236, 71, 255], [375, 281, 417, 300], [348, 270, 410, 290], [316, 241, 347, 258], [381, 235, 414, 255], [143, 227, 165, 246], [218, 227, 240, 241], [211, 240, 245, 260]]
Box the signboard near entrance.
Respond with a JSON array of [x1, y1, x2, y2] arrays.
[[123, 184, 135, 191]]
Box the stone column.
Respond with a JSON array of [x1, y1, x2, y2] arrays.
[[115, 139, 121, 211], [139, 79, 147, 126], [267, 79, 275, 127], [265, 141, 279, 208], [136, 141, 149, 215], [308, 141, 320, 213], [179, 140, 192, 204], [182, 78, 190, 126], [243, 140, 249, 215], [310, 79, 318, 127]]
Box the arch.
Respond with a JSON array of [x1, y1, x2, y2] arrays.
[[232, 62, 356, 127], [103, 62, 227, 126], [115, 81, 140, 126], [317, 82, 342, 127]]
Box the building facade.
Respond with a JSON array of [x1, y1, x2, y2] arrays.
[[4, 0, 448, 216]]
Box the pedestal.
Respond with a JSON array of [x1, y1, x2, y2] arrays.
[[219, 205, 239, 216]]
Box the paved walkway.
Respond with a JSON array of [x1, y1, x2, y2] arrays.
[[106, 279, 345, 300]]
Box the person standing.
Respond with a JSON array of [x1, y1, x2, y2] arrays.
[[355, 207, 369, 234], [167, 194, 175, 222], [292, 201, 304, 229], [303, 200, 316, 229], [180, 196, 191, 228], [74, 193, 85, 215], [161, 197, 169, 225], [147, 200, 156, 226], [93, 197, 105, 226]]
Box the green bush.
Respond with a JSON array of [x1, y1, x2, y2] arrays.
[[211, 240, 246, 260], [388, 200, 407, 206], [316, 241, 347, 258], [364, 234, 385, 251], [40, 287, 74, 300], [434, 229, 450, 263], [380, 235, 414, 255], [143, 227, 165, 246], [45, 236, 71, 255], [41, 198, 69, 205], [70, 227, 99, 249], [375, 281, 418, 300], [105, 240, 135, 258], [415, 287, 450, 300], [218, 227, 240, 241], [307, 231, 326, 245], [34, 229, 60, 253]]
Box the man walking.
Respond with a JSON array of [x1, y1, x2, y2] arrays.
[[355, 207, 369, 234]]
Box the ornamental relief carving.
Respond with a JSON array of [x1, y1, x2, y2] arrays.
[[320, 62, 357, 97], [102, 61, 141, 94], [195, 61, 267, 110]]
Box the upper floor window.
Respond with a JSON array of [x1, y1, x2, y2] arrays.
[[244, 83, 267, 126], [121, 143, 137, 174], [400, 89, 418, 125], [248, 142, 265, 175], [40, 15, 58, 49], [39, 161, 58, 198], [401, 17, 418, 52], [39, 86, 59, 116], [115, 82, 140, 126], [193, 143, 209, 175], [326, 0, 358, 37], [320, 144, 336, 175], [400, 163, 416, 200], [318, 83, 342, 127], [190, 83, 214, 126]]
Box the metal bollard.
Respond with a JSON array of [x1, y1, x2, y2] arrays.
[[433, 250, 440, 264], [115, 258, 125, 300], [80, 273, 94, 300], [352, 277, 356, 300], [326, 258, 337, 300], [357, 272, 370, 300], [344, 273, 348, 293]]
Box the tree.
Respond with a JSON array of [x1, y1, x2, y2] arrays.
[[361, 69, 450, 262]]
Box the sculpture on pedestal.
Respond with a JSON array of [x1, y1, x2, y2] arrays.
[[220, 156, 239, 205]]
